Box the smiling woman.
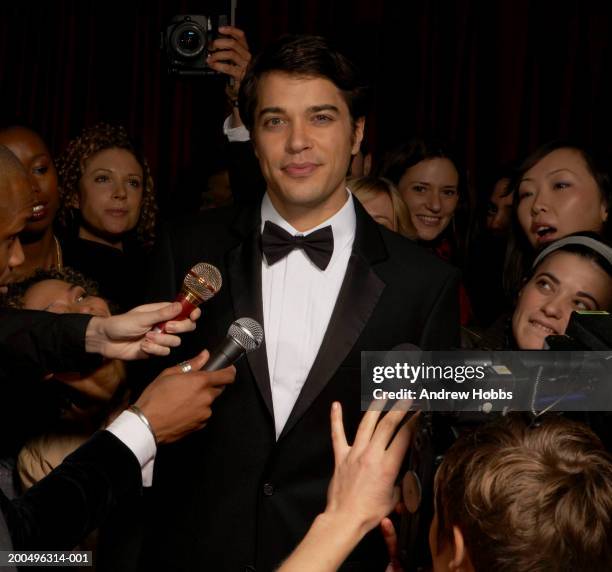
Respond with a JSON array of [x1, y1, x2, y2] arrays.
[[376, 137, 471, 265], [377, 137, 473, 324], [465, 233, 612, 350], [513, 246, 612, 349], [54, 123, 158, 309]]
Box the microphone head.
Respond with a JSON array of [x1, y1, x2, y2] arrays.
[[228, 317, 264, 352], [182, 263, 222, 303]]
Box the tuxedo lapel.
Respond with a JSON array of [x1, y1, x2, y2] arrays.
[[279, 200, 387, 439], [226, 208, 274, 419]]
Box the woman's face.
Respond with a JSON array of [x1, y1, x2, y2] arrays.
[[77, 147, 144, 242], [359, 191, 395, 230], [516, 148, 608, 248], [0, 127, 59, 236], [512, 251, 612, 349], [398, 158, 459, 241]]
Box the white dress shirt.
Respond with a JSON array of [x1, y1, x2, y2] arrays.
[[106, 410, 156, 486], [223, 115, 250, 142], [261, 191, 356, 438]]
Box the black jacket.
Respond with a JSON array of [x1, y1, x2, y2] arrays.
[[0, 309, 141, 550], [134, 199, 460, 571]]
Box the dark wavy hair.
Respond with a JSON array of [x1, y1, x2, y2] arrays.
[[55, 123, 157, 249], [239, 34, 369, 133], [503, 141, 612, 297]]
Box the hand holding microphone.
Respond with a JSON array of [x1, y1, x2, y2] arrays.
[[202, 317, 264, 371], [153, 262, 222, 333]]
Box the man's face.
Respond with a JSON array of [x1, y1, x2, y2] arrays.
[[0, 171, 33, 288], [252, 72, 364, 229]]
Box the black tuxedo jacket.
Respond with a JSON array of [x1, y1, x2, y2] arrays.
[[1, 431, 141, 550], [0, 310, 142, 551], [0, 309, 102, 456], [138, 199, 460, 571]]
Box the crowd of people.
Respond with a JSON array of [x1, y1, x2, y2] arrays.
[[0, 24, 611, 572]]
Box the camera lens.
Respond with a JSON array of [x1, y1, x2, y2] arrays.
[[171, 21, 206, 58], [178, 30, 201, 53]]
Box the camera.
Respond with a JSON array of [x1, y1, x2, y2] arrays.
[[162, 14, 229, 76], [396, 313, 612, 570], [545, 311, 612, 350]]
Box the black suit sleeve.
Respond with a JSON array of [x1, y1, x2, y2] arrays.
[[0, 430, 141, 550], [143, 222, 179, 305], [419, 268, 461, 350], [0, 308, 101, 377], [227, 141, 266, 205]]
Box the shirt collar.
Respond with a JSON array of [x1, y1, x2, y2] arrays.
[[260, 190, 356, 251]]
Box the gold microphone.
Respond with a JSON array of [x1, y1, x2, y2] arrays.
[[153, 262, 222, 333]]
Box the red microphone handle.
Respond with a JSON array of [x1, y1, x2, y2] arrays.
[[152, 292, 199, 333]]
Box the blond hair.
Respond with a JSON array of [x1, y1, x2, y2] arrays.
[[349, 176, 417, 239]]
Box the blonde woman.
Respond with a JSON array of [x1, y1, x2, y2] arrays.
[[349, 176, 417, 239]]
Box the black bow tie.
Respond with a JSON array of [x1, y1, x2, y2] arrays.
[[261, 220, 334, 271]]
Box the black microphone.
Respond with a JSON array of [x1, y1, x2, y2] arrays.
[[202, 317, 264, 371]]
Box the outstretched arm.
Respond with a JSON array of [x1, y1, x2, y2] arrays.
[[278, 402, 416, 572]]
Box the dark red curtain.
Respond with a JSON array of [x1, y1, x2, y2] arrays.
[[2, 0, 611, 215]]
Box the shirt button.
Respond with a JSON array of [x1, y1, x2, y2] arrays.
[[263, 482, 274, 496]]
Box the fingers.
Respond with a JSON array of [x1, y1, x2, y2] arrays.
[[185, 365, 236, 388], [144, 331, 182, 349], [208, 27, 251, 82], [213, 26, 249, 51], [380, 517, 403, 572], [386, 411, 419, 465], [163, 317, 198, 335], [207, 60, 244, 81], [132, 302, 199, 333], [189, 307, 202, 322], [140, 338, 171, 357], [352, 404, 383, 454], [330, 402, 349, 464], [209, 38, 251, 63], [126, 301, 182, 332], [131, 301, 182, 315], [218, 26, 248, 48], [369, 408, 409, 451], [163, 350, 210, 376]]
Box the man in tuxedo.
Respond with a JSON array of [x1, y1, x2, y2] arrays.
[[141, 35, 460, 571]]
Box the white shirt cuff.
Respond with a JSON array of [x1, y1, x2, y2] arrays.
[[223, 115, 251, 142], [106, 410, 156, 487]]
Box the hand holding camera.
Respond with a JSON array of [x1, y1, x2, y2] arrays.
[[207, 26, 251, 92]]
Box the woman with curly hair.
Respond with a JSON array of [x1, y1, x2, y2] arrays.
[[55, 123, 158, 309]]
